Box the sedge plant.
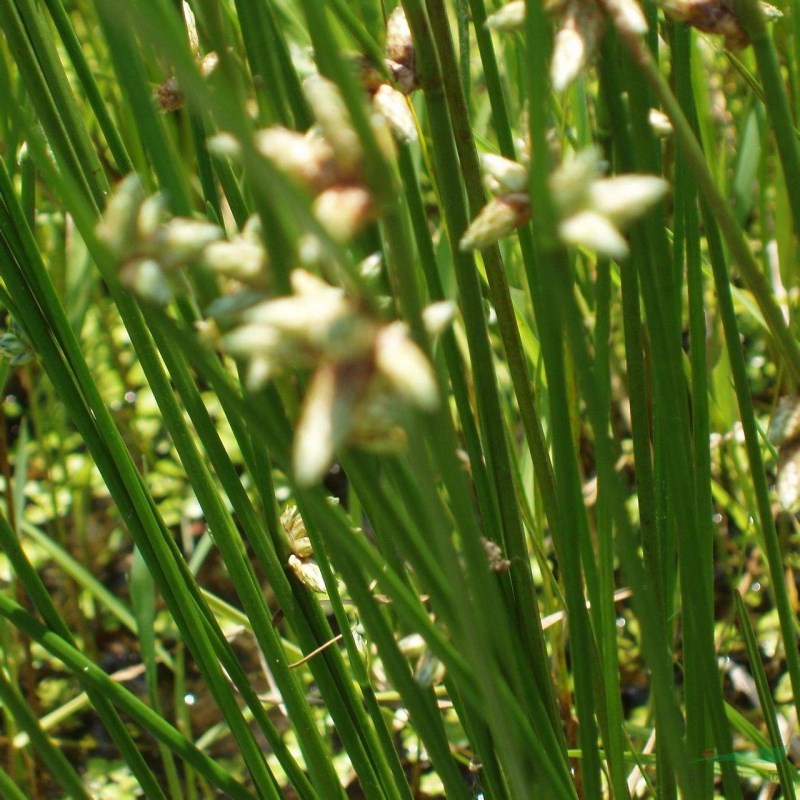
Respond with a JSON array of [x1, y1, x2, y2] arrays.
[[0, 0, 799, 797]]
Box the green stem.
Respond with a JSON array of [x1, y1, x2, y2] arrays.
[[736, 0, 800, 234], [613, 16, 800, 384]]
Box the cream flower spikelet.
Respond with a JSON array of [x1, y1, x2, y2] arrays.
[[550, 147, 669, 258], [219, 269, 444, 486], [461, 146, 669, 258]]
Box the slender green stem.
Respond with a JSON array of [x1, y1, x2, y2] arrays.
[[423, 4, 566, 706], [733, 591, 798, 799], [699, 198, 800, 725], [620, 33, 741, 800], [395, 141, 501, 546], [736, 0, 800, 234], [93, 0, 193, 212], [40, 0, 133, 174], [673, 22, 715, 796], [612, 17, 800, 384], [142, 324, 336, 798], [0, 0, 99, 210]]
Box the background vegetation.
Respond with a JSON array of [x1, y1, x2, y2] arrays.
[[0, 0, 799, 797]]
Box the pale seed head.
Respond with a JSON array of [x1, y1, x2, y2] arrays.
[[558, 210, 630, 258], [358, 252, 384, 281], [244, 356, 273, 392], [121, 258, 174, 305], [220, 323, 308, 366], [398, 633, 427, 658], [375, 321, 439, 412], [386, 7, 414, 68], [136, 194, 168, 242], [230, 271, 377, 362], [96, 175, 146, 257], [549, 146, 605, 215], [303, 75, 363, 176], [288, 555, 328, 592], [385, 6, 416, 93], [313, 184, 376, 243], [485, 1, 526, 31], [459, 193, 531, 251], [156, 218, 222, 270], [254, 127, 338, 192], [202, 237, 268, 283], [422, 301, 456, 338], [550, 1, 604, 94], [648, 108, 673, 137], [207, 132, 241, 160], [240, 292, 347, 341], [372, 84, 417, 142], [588, 174, 669, 228], [183, 0, 199, 55], [218, 268, 441, 482], [551, 147, 669, 257], [599, 0, 648, 36], [199, 51, 219, 77], [480, 153, 528, 193], [293, 362, 342, 487], [551, 22, 588, 92], [291, 267, 339, 297], [281, 505, 314, 558], [293, 360, 373, 486]]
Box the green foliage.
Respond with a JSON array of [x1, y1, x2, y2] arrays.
[[0, 0, 799, 797]]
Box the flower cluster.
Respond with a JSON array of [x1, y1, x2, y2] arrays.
[[659, 0, 782, 51], [96, 176, 223, 303], [280, 504, 330, 593], [486, 0, 646, 92], [487, 0, 781, 88], [212, 10, 417, 248], [460, 146, 668, 259], [96, 172, 445, 486], [281, 504, 313, 559], [213, 69, 415, 247], [256, 81, 382, 244], [98, 9, 443, 490], [218, 269, 447, 485], [96, 176, 268, 303], [384, 6, 418, 95], [549, 147, 669, 259], [154, 1, 219, 112]]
